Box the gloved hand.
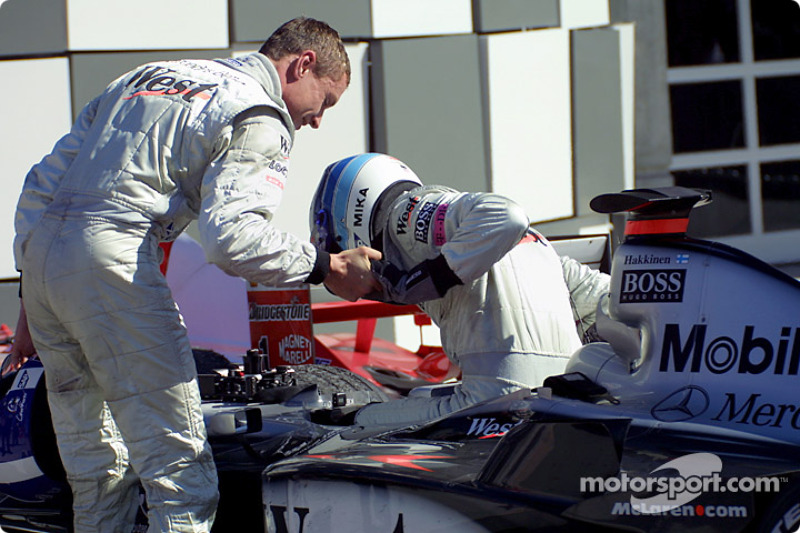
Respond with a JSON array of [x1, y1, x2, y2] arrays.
[[367, 255, 462, 304]]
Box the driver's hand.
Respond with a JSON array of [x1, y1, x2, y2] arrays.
[[324, 247, 383, 302], [3, 300, 36, 376], [2, 351, 31, 376]]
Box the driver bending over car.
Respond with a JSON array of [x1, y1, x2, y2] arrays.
[[10, 18, 381, 533], [310, 153, 609, 427]]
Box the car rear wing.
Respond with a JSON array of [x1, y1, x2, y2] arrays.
[[590, 186, 711, 239]]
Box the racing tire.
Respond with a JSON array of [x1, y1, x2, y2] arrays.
[[753, 478, 800, 533], [288, 364, 391, 403], [212, 365, 389, 533]]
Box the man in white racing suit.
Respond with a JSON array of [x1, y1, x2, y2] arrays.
[[310, 153, 609, 427], [11, 18, 380, 533]]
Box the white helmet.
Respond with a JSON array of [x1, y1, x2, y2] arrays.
[[310, 153, 422, 252]]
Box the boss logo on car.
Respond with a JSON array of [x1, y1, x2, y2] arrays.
[[620, 269, 686, 303], [659, 324, 800, 375]]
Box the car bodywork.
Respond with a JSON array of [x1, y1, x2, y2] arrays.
[[0, 187, 798, 533]]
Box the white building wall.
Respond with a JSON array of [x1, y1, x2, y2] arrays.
[[0, 0, 634, 347]]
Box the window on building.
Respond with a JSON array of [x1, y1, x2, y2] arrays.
[[665, 0, 800, 249], [670, 80, 745, 153]]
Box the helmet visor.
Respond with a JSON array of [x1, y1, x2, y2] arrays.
[[311, 207, 342, 253]]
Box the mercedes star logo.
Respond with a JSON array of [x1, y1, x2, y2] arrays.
[[651, 386, 710, 422]]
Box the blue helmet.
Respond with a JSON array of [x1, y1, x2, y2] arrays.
[[310, 153, 422, 252]]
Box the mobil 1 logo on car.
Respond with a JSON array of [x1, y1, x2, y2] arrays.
[[657, 321, 800, 442]]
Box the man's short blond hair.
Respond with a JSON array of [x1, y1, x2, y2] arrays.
[[260, 17, 351, 85]]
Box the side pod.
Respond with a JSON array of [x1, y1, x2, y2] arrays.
[[477, 418, 630, 499]]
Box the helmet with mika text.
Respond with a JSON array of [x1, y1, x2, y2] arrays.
[[310, 153, 422, 252]]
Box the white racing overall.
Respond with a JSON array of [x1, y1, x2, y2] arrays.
[[355, 186, 609, 427], [14, 54, 326, 532]]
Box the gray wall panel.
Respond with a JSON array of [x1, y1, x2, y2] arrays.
[[472, 0, 559, 33], [0, 0, 642, 338], [0, 282, 20, 329], [572, 28, 625, 216], [371, 34, 487, 192], [1, 57, 72, 279], [230, 0, 372, 42], [0, 0, 67, 57], [70, 50, 228, 117], [610, 0, 672, 181]]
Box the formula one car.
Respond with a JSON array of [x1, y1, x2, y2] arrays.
[[1, 187, 799, 533]]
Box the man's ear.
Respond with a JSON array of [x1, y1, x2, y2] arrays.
[[295, 50, 317, 79]]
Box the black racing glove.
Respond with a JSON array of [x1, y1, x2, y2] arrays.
[[366, 254, 463, 304]]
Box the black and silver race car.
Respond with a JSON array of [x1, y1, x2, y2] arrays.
[[1, 187, 798, 533]]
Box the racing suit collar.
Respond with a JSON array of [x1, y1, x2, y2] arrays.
[[371, 182, 424, 252], [215, 53, 294, 141]]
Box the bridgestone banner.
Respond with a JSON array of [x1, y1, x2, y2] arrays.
[[247, 284, 314, 367]]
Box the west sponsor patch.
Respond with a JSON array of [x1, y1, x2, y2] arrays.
[[396, 196, 420, 235], [124, 65, 217, 101], [466, 417, 523, 438]]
